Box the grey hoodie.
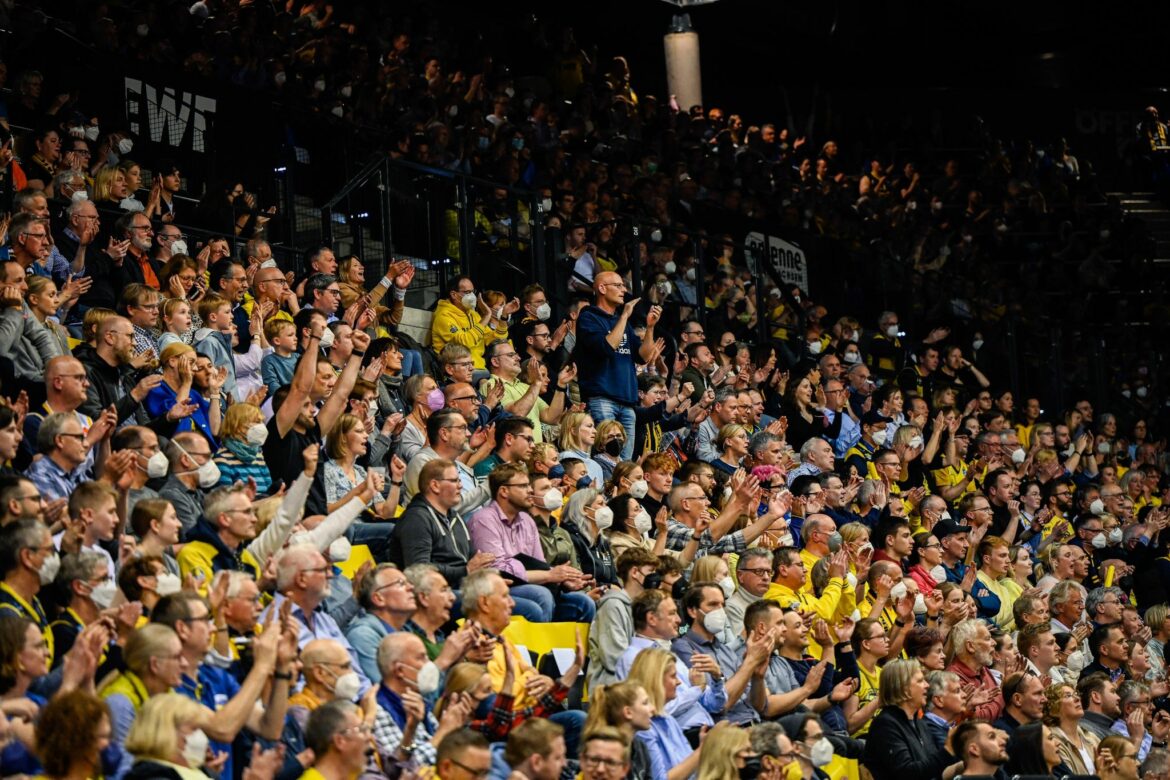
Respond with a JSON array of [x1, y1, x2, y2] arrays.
[[587, 587, 634, 690], [0, 304, 62, 380]]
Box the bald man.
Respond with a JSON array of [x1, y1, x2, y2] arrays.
[[574, 271, 662, 461], [289, 638, 359, 718]]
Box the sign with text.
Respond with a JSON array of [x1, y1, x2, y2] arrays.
[[124, 78, 217, 153], [744, 231, 810, 292]]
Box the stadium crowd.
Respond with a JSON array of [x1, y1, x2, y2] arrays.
[[0, 2, 1163, 780]]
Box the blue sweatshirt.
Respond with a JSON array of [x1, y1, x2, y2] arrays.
[[575, 304, 642, 405]]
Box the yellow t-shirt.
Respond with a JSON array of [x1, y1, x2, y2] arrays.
[[853, 661, 881, 736]]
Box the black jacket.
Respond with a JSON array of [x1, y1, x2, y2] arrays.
[[863, 706, 956, 780], [75, 347, 177, 439], [389, 496, 473, 587], [561, 518, 617, 586], [123, 760, 184, 780]]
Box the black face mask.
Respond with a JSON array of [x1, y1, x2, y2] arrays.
[[739, 757, 763, 780], [671, 576, 690, 601], [603, 438, 624, 457]]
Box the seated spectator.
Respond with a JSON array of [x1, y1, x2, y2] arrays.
[[26, 411, 105, 502], [503, 719, 567, 780], [145, 344, 221, 448], [1045, 681, 1099, 775], [100, 625, 187, 746], [458, 569, 585, 748], [346, 563, 418, 683], [626, 647, 705, 780], [371, 632, 467, 766], [392, 457, 492, 590], [302, 700, 377, 779], [212, 402, 272, 494], [431, 276, 511, 370], [558, 412, 604, 487], [588, 548, 659, 689], [864, 658, 959, 780], [435, 728, 493, 780], [468, 462, 594, 623], [288, 638, 367, 725]]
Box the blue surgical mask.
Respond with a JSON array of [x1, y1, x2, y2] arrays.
[[477, 136, 491, 150], [576, 476, 592, 490], [511, 137, 525, 151], [548, 464, 565, 480], [101, 744, 125, 777]]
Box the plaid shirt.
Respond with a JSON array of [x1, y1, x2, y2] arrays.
[[785, 462, 823, 486], [132, 324, 159, 364], [664, 517, 747, 559], [373, 700, 438, 767], [468, 685, 570, 741]]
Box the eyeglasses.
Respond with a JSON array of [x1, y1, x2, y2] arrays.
[[436, 477, 462, 484], [182, 613, 215, 624], [376, 580, 409, 592], [450, 395, 478, 403], [449, 759, 492, 778], [739, 568, 772, 578], [57, 432, 86, 441], [448, 361, 474, 370], [135, 303, 160, 310], [443, 424, 470, 432], [22, 231, 47, 239], [340, 723, 373, 737], [581, 756, 626, 769]]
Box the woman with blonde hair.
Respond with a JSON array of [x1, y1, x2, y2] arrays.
[[712, 424, 749, 475], [123, 692, 211, 780], [213, 403, 272, 494], [323, 413, 401, 520], [559, 411, 603, 487], [863, 658, 960, 780], [93, 164, 130, 207], [526, 441, 560, 478], [25, 276, 72, 355], [144, 342, 222, 446], [583, 681, 654, 780], [1044, 681, 1098, 775], [627, 648, 702, 780], [697, 722, 752, 780], [592, 419, 627, 483]]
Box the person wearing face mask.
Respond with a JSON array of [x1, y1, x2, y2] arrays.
[[604, 490, 664, 560], [210, 403, 272, 495], [48, 551, 116, 666], [431, 276, 512, 371], [371, 631, 467, 764], [469, 462, 596, 624], [158, 432, 222, 534], [867, 312, 906, 384], [776, 714, 839, 780], [561, 488, 619, 587], [588, 548, 660, 689], [118, 554, 180, 620], [672, 583, 774, 727], [0, 519, 62, 667], [108, 426, 166, 515], [844, 411, 893, 481], [526, 472, 578, 568], [289, 639, 368, 728]]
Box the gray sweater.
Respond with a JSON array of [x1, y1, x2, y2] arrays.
[[0, 305, 62, 380], [588, 588, 634, 690]]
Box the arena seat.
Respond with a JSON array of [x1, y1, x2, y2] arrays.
[[335, 543, 374, 580]]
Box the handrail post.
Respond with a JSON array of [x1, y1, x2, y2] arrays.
[[379, 160, 393, 277], [693, 235, 706, 329], [458, 179, 475, 280]]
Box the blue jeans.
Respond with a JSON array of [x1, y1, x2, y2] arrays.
[[510, 583, 554, 622], [585, 397, 636, 461], [554, 590, 596, 623], [549, 708, 587, 756], [400, 349, 423, 377], [345, 521, 392, 562]]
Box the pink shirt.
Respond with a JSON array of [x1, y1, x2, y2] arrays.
[[468, 501, 546, 581]]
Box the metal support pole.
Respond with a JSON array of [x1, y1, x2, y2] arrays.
[[693, 235, 706, 329], [379, 161, 393, 277]]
